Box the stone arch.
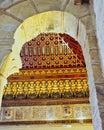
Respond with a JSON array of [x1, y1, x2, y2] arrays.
[[0, 11, 103, 130]]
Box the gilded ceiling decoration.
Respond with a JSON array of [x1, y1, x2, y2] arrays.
[[1, 33, 91, 124], [3, 77, 89, 100], [3, 33, 89, 102]]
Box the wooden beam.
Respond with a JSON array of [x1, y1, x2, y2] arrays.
[[74, 0, 89, 5]]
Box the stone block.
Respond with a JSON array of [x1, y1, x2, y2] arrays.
[[65, 0, 90, 18], [89, 0, 96, 29], [0, 0, 19, 8], [87, 34, 99, 49], [89, 49, 100, 64], [0, 15, 19, 31], [80, 15, 95, 33], [96, 84, 104, 106], [91, 64, 103, 83], [7, 1, 36, 21], [32, 0, 62, 12], [0, 15, 20, 41]]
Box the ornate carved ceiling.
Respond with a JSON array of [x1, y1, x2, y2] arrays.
[[2, 33, 89, 102], [20, 33, 85, 69], [1, 33, 91, 124]]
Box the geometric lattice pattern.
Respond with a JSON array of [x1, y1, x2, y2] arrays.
[[20, 33, 85, 69]]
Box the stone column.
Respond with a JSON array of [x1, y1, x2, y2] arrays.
[[83, 33, 104, 130]]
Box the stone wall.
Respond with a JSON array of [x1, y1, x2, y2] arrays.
[[93, 0, 104, 77], [91, 0, 104, 129]]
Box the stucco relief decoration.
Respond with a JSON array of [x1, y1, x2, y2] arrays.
[[0, 104, 91, 123]]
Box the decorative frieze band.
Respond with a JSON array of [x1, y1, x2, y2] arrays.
[[0, 104, 92, 124]]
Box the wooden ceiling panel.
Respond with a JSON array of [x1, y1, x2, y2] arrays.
[[20, 33, 85, 69]]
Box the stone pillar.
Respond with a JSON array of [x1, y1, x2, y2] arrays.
[[89, 0, 104, 129], [77, 12, 103, 129], [84, 34, 104, 130], [85, 35, 103, 130], [93, 0, 104, 77]]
